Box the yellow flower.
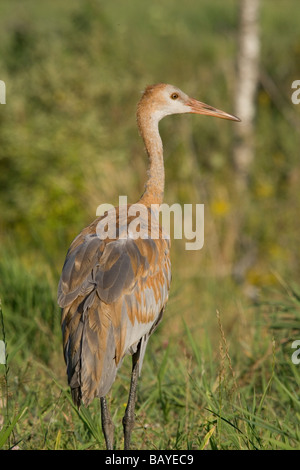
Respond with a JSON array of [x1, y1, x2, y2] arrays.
[[255, 181, 274, 198], [268, 243, 287, 261], [210, 199, 230, 217], [246, 269, 277, 286]]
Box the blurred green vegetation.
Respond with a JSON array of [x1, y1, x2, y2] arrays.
[[0, 0, 300, 449]]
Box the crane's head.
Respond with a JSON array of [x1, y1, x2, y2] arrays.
[[138, 83, 240, 123]]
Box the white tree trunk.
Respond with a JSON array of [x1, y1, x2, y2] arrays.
[[233, 0, 260, 187]]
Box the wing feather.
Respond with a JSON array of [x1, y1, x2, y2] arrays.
[[58, 207, 171, 406]]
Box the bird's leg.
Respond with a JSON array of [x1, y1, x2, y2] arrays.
[[122, 351, 140, 450], [100, 396, 114, 450]]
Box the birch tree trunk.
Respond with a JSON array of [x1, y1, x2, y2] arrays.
[[224, 0, 261, 288], [233, 0, 260, 189]]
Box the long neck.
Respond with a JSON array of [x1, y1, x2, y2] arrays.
[[137, 110, 164, 206]]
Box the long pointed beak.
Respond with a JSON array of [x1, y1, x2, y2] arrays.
[[187, 98, 241, 122]]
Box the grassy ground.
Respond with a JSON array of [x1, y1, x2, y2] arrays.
[[1, 252, 300, 450], [1, 0, 300, 450]]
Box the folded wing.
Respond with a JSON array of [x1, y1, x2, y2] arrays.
[[58, 209, 171, 406]]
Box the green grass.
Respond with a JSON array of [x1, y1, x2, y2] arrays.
[[0, 0, 300, 450], [1, 252, 300, 450]]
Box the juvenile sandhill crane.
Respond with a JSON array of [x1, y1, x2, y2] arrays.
[[57, 83, 240, 450]]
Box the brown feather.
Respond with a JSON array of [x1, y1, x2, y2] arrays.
[[58, 206, 171, 406]]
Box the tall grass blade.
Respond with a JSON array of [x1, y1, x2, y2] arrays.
[[0, 407, 28, 449]]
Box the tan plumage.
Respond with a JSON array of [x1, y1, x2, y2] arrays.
[[58, 83, 240, 449], [58, 208, 171, 405]]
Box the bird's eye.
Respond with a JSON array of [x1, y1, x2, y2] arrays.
[[171, 93, 179, 100]]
